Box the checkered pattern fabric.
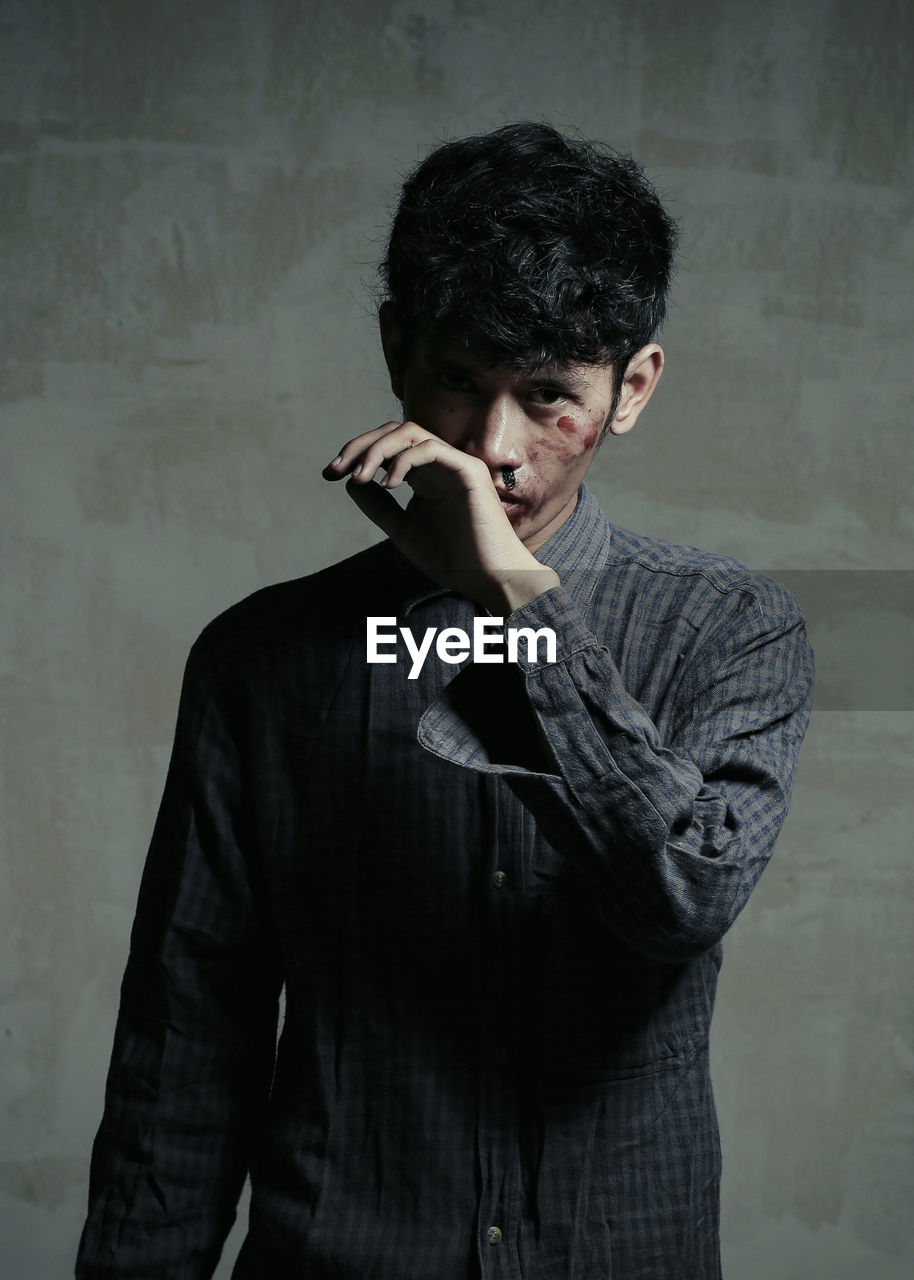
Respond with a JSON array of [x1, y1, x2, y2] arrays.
[[77, 486, 813, 1279]]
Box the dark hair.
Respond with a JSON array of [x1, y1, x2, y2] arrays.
[[380, 121, 678, 407]]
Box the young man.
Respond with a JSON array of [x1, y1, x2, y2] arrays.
[[77, 123, 814, 1279]]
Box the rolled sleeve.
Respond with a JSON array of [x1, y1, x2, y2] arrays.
[[418, 580, 814, 962]]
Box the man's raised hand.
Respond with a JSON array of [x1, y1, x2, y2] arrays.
[[322, 420, 558, 614]]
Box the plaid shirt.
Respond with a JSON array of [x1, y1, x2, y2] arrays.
[[77, 486, 814, 1279]]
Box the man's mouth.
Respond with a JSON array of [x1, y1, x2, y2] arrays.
[[497, 491, 525, 514]]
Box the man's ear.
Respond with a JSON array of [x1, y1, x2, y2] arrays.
[[379, 301, 406, 401], [608, 344, 664, 436]]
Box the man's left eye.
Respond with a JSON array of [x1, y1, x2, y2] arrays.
[[532, 386, 565, 405]]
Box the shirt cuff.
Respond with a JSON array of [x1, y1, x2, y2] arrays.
[[503, 584, 601, 673]]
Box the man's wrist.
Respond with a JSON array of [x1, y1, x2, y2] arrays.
[[478, 564, 561, 615]]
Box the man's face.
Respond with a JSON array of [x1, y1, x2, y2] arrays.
[[394, 336, 618, 554]]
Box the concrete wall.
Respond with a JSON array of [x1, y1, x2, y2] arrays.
[[2, 1, 911, 1275]]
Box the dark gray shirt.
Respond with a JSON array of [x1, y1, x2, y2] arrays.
[[77, 486, 814, 1280]]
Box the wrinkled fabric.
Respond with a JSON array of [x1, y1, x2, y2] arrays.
[[77, 486, 814, 1280]]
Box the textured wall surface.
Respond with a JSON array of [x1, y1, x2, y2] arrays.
[[1, 1, 912, 1275]]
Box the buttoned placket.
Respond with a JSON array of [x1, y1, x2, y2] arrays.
[[402, 583, 573, 1279], [474, 769, 527, 1280], [401, 588, 525, 1276]]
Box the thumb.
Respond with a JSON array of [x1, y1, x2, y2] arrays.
[[345, 477, 409, 543]]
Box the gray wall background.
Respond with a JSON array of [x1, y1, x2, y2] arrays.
[[2, 0, 912, 1276]]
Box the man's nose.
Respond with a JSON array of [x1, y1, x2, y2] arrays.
[[458, 396, 524, 470]]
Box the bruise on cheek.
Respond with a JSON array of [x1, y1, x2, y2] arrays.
[[534, 432, 562, 457], [580, 419, 601, 450], [554, 414, 601, 451]]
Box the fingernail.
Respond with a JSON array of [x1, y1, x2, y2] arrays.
[[330, 454, 343, 466], [352, 463, 362, 477]]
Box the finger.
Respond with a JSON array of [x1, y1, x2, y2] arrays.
[[323, 421, 427, 480], [322, 422, 401, 480], [349, 424, 438, 486], [381, 439, 430, 489], [345, 477, 410, 541], [381, 438, 488, 492]]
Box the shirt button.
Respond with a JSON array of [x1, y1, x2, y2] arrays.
[[487, 1226, 503, 1245], [491, 870, 508, 889]]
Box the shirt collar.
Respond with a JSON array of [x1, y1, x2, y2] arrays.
[[397, 484, 613, 618], [535, 483, 613, 581]]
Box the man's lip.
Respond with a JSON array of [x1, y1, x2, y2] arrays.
[[497, 490, 525, 505]]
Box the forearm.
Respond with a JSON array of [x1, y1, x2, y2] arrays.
[[419, 583, 814, 960]]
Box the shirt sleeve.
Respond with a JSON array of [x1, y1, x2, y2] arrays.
[[417, 580, 814, 963], [76, 633, 283, 1280]]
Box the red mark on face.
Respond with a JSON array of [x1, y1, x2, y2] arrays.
[[580, 420, 601, 450], [535, 433, 562, 456], [556, 414, 600, 450]]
